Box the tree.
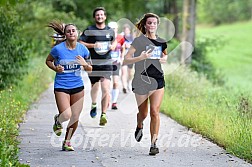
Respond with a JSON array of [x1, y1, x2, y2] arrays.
[[181, 0, 196, 64], [0, 6, 29, 89], [197, 0, 252, 25], [163, 0, 180, 39]]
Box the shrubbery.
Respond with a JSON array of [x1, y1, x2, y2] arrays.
[[167, 37, 225, 86], [0, 57, 53, 166], [191, 37, 226, 85], [0, 7, 29, 90]]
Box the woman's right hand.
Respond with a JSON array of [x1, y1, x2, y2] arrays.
[[55, 65, 64, 73], [140, 49, 152, 60]]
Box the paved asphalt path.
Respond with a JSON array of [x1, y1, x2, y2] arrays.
[[18, 72, 252, 167]]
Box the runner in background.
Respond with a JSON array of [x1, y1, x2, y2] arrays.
[[108, 21, 125, 110], [79, 7, 116, 125], [121, 24, 134, 93]]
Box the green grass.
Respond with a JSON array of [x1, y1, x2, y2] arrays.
[[161, 66, 252, 163], [0, 57, 53, 166], [197, 21, 252, 92], [161, 21, 252, 163]]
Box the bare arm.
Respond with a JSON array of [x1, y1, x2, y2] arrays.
[[75, 55, 92, 73], [45, 54, 64, 73], [159, 49, 168, 64], [79, 40, 95, 49], [110, 40, 117, 51], [122, 46, 152, 65]]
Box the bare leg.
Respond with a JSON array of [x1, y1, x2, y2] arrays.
[[112, 75, 119, 89], [65, 90, 84, 141], [121, 65, 128, 90], [91, 82, 100, 104], [111, 75, 120, 104], [127, 67, 133, 90], [54, 92, 71, 124], [135, 93, 149, 128], [100, 78, 111, 114], [149, 88, 164, 143]]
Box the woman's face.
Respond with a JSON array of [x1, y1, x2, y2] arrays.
[[145, 17, 158, 33], [124, 27, 131, 36], [65, 25, 78, 41]]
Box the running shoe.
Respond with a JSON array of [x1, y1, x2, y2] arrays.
[[123, 88, 127, 94], [99, 113, 107, 126], [149, 146, 159, 155], [111, 103, 118, 110], [90, 106, 97, 118], [53, 114, 63, 136], [62, 140, 74, 151], [134, 124, 143, 142]]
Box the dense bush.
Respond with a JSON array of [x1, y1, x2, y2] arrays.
[[166, 37, 225, 86], [0, 7, 29, 90], [191, 37, 226, 85]]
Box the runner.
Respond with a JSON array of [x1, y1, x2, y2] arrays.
[[108, 21, 125, 109], [46, 22, 92, 151], [121, 24, 134, 93], [123, 13, 168, 155], [79, 7, 116, 125]]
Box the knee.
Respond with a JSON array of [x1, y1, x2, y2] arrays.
[[103, 85, 111, 94], [113, 82, 119, 88], [150, 107, 160, 119], [60, 111, 72, 121], [71, 113, 80, 122], [138, 111, 148, 119]]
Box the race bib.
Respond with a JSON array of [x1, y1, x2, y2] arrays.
[[59, 60, 81, 73], [146, 46, 162, 59], [94, 41, 110, 55]]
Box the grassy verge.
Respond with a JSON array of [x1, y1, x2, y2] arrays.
[[161, 66, 252, 163], [0, 57, 53, 166], [197, 21, 252, 92]]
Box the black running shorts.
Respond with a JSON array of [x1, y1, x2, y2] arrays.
[[54, 86, 84, 95], [132, 77, 165, 95]]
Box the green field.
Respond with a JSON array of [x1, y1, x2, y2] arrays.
[[197, 21, 252, 92]]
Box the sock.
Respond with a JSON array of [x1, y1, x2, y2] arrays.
[[151, 139, 157, 147], [92, 103, 96, 109], [111, 89, 119, 103]]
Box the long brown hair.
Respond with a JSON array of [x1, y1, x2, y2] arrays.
[[135, 13, 160, 37], [48, 21, 77, 45]]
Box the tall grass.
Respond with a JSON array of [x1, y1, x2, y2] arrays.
[[161, 65, 252, 163], [0, 57, 53, 166]]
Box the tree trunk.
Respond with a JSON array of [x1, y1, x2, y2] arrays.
[[163, 0, 179, 39], [181, 0, 196, 64]]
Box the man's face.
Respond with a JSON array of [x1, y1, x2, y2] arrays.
[[94, 10, 106, 24]]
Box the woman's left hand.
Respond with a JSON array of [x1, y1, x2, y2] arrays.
[[76, 55, 88, 66], [159, 53, 168, 64]]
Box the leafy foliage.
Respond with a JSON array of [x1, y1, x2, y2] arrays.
[[191, 37, 226, 85], [16, 0, 87, 57], [0, 6, 29, 90], [0, 57, 53, 167], [198, 0, 252, 25]]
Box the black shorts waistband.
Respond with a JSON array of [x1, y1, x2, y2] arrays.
[[54, 86, 84, 95]]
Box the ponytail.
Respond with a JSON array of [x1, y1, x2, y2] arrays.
[[48, 21, 66, 46]]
